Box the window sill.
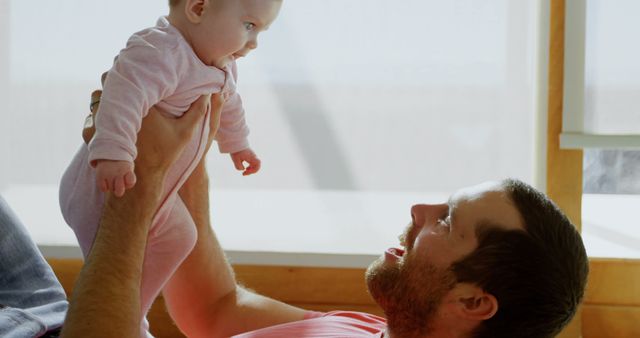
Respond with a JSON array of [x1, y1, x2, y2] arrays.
[[3, 185, 443, 268], [4, 185, 638, 267], [560, 132, 640, 149]]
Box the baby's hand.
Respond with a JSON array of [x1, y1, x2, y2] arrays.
[[230, 148, 261, 176], [95, 160, 137, 197]]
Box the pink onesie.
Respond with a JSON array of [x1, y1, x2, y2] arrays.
[[59, 16, 250, 338]]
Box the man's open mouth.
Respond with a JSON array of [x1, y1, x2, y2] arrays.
[[385, 247, 405, 261]]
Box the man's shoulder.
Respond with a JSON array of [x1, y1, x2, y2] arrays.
[[319, 310, 387, 323]]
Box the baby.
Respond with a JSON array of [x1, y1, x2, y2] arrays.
[[59, 0, 282, 336]]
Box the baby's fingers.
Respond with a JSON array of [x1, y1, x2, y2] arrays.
[[124, 170, 137, 189], [99, 178, 110, 193], [233, 158, 246, 171], [113, 176, 126, 197], [243, 159, 261, 176]]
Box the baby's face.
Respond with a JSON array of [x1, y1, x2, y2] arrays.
[[191, 0, 282, 69]]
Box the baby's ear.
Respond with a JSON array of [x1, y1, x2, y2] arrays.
[[184, 0, 207, 24]]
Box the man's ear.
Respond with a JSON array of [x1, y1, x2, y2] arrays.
[[184, 0, 207, 24], [451, 283, 498, 321]]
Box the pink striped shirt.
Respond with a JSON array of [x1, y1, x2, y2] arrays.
[[233, 311, 387, 337]]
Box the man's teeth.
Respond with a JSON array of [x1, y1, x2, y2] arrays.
[[390, 247, 405, 257]]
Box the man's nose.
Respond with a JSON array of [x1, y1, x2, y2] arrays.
[[411, 204, 427, 226], [411, 204, 447, 226]]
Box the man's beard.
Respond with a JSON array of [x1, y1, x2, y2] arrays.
[[365, 252, 456, 337]]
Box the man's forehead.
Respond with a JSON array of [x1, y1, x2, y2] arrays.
[[448, 181, 524, 232], [449, 181, 503, 205]]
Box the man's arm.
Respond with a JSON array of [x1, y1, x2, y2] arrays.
[[163, 95, 306, 338], [61, 95, 211, 338], [60, 171, 161, 338], [164, 162, 306, 338]]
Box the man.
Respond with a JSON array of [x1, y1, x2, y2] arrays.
[[364, 179, 589, 338], [1, 93, 588, 337]]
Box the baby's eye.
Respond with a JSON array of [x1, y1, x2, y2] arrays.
[[244, 22, 256, 31]]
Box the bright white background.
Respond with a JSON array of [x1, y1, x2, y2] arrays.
[[580, 0, 640, 258], [0, 0, 537, 191], [584, 0, 640, 134], [0, 0, 636, 260]]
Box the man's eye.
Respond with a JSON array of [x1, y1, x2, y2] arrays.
[[244, 22, 256, 31], [438, 216, 451, 227]]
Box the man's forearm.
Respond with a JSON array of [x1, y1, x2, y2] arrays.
[[165, 163, 307, 337], [164, 163, 238, 337], [177, 163, 212, 230], [61, 172, 165, 338]]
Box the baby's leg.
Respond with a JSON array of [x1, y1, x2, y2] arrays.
[[138, 196, 197, 337], [59, 147, 105, 258]]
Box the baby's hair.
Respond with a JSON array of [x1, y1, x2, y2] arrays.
[[169, 0, 182, 7]]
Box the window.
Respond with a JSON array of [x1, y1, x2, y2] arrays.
[[1, 0, 541, 259], [213, 0, 540, 193], [584, 0, 640, 135], [563, 0, 640, 258]]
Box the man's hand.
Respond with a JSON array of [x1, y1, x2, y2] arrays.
[[204, 93, 225, 153], [230, 148, 261, 176], [84, 91, 224, 160], [135, 96, 212, 174], [83, 90, 221, 174]]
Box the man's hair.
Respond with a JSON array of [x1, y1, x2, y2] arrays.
[[451, 179, 588, 338]]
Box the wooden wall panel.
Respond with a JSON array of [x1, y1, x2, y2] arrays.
[[48, 258, 639, 337], [586, 259, 640, 306], [547, 0, 584, 229], [583, 305, 640, 338], [233, 265, 375, 305], [47, 258, 81, 297], [546, 0, 583, 336]]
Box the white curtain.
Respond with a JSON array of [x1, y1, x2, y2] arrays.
[[584, 0, 640, 134], [581, 0, 640, 258], [1, 0, 538, 192]]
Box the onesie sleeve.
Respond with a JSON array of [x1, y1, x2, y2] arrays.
[[88, 34, 180, 166], [215, 62, 250, 154]]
